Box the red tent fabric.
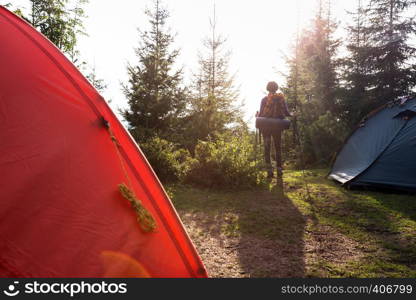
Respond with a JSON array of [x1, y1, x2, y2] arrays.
[[0, 6, 207, 278]]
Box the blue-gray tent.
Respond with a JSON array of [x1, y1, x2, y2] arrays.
[[329, 97, 416, 192]]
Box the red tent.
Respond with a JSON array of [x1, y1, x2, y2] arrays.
[[0, 6, 207, 278]]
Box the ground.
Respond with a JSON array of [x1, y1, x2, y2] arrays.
[[167, 169, 416, 278]]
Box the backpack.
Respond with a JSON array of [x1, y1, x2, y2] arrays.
[[259, 93, 285, 118]]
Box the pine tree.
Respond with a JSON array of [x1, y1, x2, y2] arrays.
[[340, 0, 373, 128], [284, 0, 343, 165], [186, 6, 243, 150], [364, 0, 416, 104], [122, 0, 187, 143], [304, 0, 340, 115]]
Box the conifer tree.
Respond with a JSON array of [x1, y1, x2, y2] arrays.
[[305, 0, 340, 115], [364, 0, 416, 104], [341, 0, 416, 127], [340, 0, 373, 128], [122, 0, 187, 143], [284, 0, 343, 164]]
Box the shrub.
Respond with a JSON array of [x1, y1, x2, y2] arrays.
[[139, 137, 191, 183], [282, 111, 347, 168], [184, 131, 266, 189]]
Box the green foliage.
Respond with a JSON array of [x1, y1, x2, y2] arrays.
[[3, 0, 88, 63], [340, 0, 416, 130], [304, 111, 347, 165], [364, 0, 416, 103], [28, 0, 88, 63], [140, 136, 191, 183], [185, 8, 244, 151], [282, 112, 347, 168], [122, 0, 187, 144], [184, 131, 265, 189], [284, 0, 416, 167], [283, 0, 342, 166], [339, 0, 373, 129]]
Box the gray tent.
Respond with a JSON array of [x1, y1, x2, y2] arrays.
[[329, 97, 416, 192]]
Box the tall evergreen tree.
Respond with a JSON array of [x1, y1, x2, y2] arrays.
[[340, 0, 373, 128], [86, 65, 107, 94], [284, 0, 343, 164], [122, 0, 187, 143], [304, 0, 340, 115], [28, 0, 88, 63], [364, 0, 416, 104], [186, 6, 243, 150]]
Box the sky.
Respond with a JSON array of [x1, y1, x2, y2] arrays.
[[9, 0, 357, 124]]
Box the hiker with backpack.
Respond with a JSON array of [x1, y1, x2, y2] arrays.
[[256, 81, 292, 178]]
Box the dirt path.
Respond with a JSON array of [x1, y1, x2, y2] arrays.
[[179, 211, 363, 278], [172, 183, 362, 277]]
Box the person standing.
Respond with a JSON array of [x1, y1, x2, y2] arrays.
[[257, 81, 292, 178]]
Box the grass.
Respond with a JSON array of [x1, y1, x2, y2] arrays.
[[167, 169, 416, 278]]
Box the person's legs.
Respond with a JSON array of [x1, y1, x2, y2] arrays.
[[263, 133, 273, 178], [272, 131, 283, 177]]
